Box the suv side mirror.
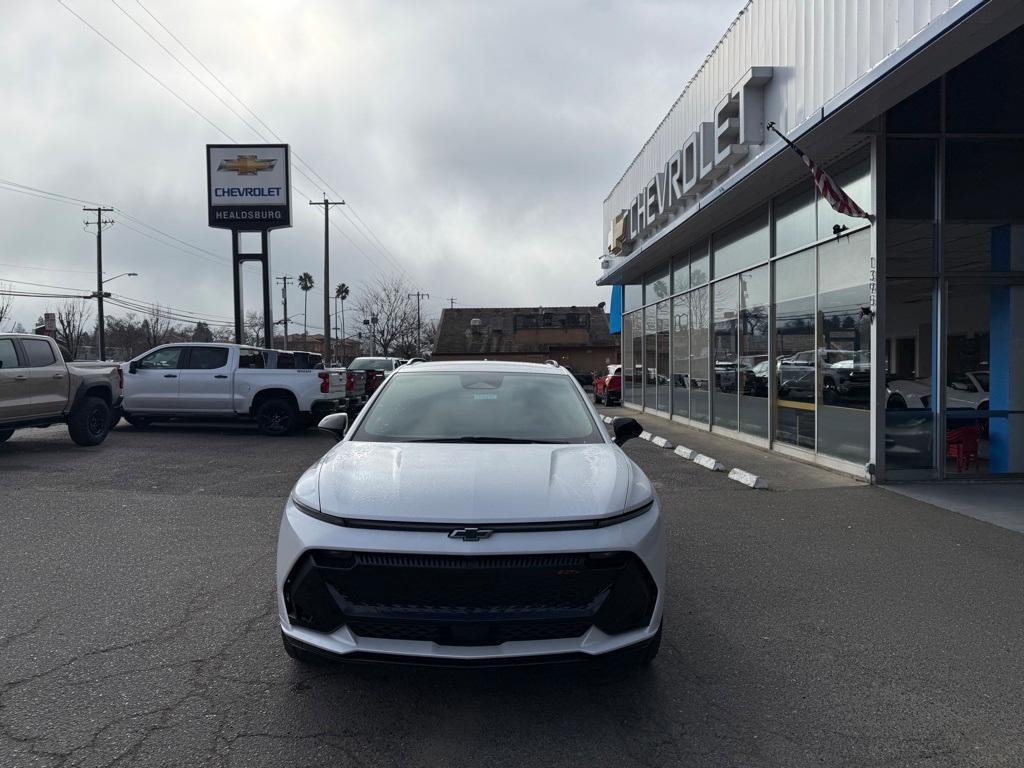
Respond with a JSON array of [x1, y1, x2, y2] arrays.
[[128, 360, 139, 374], [611, 416, 643, 446], [318, 412, 349, 442]]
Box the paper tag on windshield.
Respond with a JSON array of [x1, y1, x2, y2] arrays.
[[473, 394, 498, 400]]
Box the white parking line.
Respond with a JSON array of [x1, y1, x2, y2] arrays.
[[728, 468, 768, 489], [692, 453, 725, 471]]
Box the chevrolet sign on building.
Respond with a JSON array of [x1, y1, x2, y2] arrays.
[[206, 144, 291, 229]]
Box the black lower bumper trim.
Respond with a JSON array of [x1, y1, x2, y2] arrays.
[[282, 630, 656, 668]]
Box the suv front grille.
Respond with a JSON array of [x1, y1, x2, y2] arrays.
[[284, 551, 657, 646]]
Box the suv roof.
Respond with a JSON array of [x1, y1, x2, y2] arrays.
[[392, 360, 570, 376]]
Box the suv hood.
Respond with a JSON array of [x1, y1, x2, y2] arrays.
[[316, 442, 632, 524]]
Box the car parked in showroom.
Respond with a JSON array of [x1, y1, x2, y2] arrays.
[[118, 343, 346, 435], [0, 333, 122, 446], [277, 360, 663, 667]]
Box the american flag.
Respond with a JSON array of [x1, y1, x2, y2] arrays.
[[766, 122, 871, 220]]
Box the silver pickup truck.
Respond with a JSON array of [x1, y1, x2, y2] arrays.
[[0, 333, 123, 446]]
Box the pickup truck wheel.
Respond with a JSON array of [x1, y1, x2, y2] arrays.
[[593, 392, 603, 405], [68, 396, 112, 446], [0, 428, 14, 444], [257, 397, 298, 436]]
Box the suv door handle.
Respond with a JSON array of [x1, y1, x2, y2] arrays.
[[14, 375, 27, 381], [52, 373, 64, 379], [214, 374, 228, 379], [164, 374, 178, 378]]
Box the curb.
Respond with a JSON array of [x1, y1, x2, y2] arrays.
[[639, 431, 653, 441], [692, 453, 725, 472], [673, 445, 696, 460], [727, 468, 768, 489], [651, 435, 674, 449]]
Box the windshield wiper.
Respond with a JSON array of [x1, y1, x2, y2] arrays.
[[407, 436, 569, 444]]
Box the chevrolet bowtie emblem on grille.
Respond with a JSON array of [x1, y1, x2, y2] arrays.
[[217, 155, 277, 175], [448, 527, 494, 541]]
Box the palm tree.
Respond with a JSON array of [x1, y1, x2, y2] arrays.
[[298, 272, 315, 341], [335, 282, 350, 362]]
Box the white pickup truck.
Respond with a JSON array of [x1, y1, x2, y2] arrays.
[[118, 343, 346, 436]]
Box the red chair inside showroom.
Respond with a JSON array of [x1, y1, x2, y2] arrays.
[[946, 425, 980, 473]]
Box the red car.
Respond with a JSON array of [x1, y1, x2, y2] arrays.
[[593, 364, 622, 406]]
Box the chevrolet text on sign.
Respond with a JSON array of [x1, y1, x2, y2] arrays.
[[206, 144, 291, 230]]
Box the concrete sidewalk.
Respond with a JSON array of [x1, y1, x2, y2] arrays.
[[599, 404, 861, 491]]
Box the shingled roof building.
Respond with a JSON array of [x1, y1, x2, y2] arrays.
[[432, 306, 619, 373]]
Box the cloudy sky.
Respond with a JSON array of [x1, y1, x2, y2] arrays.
[[1, 0, 740, 334]]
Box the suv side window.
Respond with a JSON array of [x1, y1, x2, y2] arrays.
[[187, 347, 229, 370], [23, 339, 57, 367], [138, 347, 183, 370], [0, 339, 21, 369]]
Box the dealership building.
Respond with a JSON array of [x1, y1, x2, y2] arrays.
[[598, 0, 1024, 482]]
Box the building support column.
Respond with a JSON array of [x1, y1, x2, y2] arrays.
[[869, 134, 887, 483]]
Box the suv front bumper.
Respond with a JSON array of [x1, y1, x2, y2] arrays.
[[276, 497, 665, 663]]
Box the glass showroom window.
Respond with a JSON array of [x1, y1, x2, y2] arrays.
[[774, 182, 816, 257], [623, 283, 644, 313], [621, 311, 634, 405], [885, 279, 934, 470], [671, 293, 689, 419], [713, 206, 769, 279], [645, 265, 670, 305], [690, 241, 710, 286], [672, 250, 689, 294], [644, 306, 658, 410], [689, 286, 710, 425], [655, 300, 671, 412], [774, 251, 816, 450], [712, 277, 739, 430], [738, 266, 769, 439], [624, 311, 644, 407], [817, 232, 871, 462]]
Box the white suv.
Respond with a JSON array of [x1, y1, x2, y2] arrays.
[[276, 360, 664, 666]]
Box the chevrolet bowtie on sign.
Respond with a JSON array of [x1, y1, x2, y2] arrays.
[[218, 155, 277, 175], [207, 144, 291, 230]]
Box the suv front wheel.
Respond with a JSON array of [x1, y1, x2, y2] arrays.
[[68, 396, 112, 446]]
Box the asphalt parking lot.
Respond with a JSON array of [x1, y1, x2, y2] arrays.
[[2, 420, 1023, 767]]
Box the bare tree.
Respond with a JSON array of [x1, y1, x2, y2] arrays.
[[52, 299, 94, 360], [141, 305, 175, 348], [243, 311, 265, 347], [355, 275, 418, 356], [0, 284, 13, 331], [420, 318, 439, 358]]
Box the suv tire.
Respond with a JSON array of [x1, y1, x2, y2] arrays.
[[256, 397, 298, 436], [0, 428, 14, 444], [68, 396, 112, 446]]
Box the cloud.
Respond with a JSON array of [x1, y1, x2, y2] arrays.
[[0, 0, 740, 333]]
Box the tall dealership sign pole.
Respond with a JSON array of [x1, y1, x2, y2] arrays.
[[207, 144, 291, 346], [308, 197, 344, 365]]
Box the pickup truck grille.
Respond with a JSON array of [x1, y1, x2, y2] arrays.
[[284, 550, 657, 646]]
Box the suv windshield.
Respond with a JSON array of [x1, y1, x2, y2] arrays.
[[351, 371, 603, 444]]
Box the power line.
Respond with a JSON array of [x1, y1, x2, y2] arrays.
[[56, 0, 234, 140], [128, 0, 416, 283]]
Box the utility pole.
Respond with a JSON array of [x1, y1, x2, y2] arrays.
[[83, 207, 115, 360], [275, 275, 293, 349], [408, 291, 430, 355], [447, 297, 457, 309], [308, 196, 344, 365]]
